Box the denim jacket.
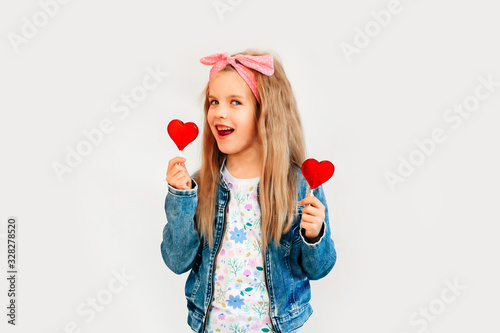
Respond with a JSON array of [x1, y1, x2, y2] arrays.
[[160, 161, 337, 333]]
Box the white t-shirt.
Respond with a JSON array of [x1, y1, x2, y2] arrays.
[[205, 164, 274, 332], [205, 165, 305, 333]]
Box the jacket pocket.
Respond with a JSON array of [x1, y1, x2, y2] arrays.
[[185, 270, 201, 303], [185, 241, 205, 302]]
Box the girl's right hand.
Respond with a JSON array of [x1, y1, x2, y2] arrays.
[[166, 157, 192, 190]]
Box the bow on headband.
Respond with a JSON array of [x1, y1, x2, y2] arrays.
[[200, 52, 274, 103]]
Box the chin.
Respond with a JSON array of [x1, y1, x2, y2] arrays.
[[216, 145, 232, 155]]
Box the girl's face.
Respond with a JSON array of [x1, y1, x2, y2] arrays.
[[207, 70, 260, 158]]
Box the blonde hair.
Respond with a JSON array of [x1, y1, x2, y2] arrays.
[[193, 49, 306, 255]]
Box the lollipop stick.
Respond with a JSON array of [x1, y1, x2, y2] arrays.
[[177, 150, 183, 165], [307, 188, 314, 206]]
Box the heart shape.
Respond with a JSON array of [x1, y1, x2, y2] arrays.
[[167, 119, 199, 151], [301, 158, 335, 190]]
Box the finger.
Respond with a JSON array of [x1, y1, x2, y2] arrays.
[[169, 164, 189, 179], [168, 167, 184, 182], [168, 157, 186, 171], [300, 196, 321, 208], [168, 163, 187, 177], [173, 163, 188, 174], [301, 216, 323, 227], [300, 219, 315, 228], [172, 174, 191, 190], [301, 213, 322, 224], [300, 223, 320, 236], [174, 161, 189, 174], [299, 196, 324, 210], [182, 175, 192, 189], [179, 163, 188, 173], [302, 205, 325, 222], [301, 205, 311, 216], [300, 221, 321, 238], [168, 156, 184, 170], [299, 195, 314, 206], [300, 220, 312, 231], [171, 172, 189, 185], [302, 204, 323, 217]]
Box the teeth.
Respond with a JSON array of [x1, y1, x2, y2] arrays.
[[217, 126, 233, 131]]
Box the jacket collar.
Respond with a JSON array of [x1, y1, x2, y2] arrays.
[[219, 156, 230, 192]]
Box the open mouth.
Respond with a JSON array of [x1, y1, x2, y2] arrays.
[[216, 126, 235, 137]]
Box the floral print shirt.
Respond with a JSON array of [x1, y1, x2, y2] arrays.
[[205, 165, 274, 333]]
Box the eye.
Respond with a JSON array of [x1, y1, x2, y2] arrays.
[[210, 100, 219, 105], [231, 100, 241, 105]]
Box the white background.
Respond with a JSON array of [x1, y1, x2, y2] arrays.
[[1, 0, 499, 332]]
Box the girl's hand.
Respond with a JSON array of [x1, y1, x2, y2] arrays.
[[166, 157, 192, 190], [299, 193, 325, 240]]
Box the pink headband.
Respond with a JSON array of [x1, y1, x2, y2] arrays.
[[200, 52, 274, 103]]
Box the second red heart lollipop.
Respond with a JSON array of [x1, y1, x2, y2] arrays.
[[301, 158, 335, 190], [167, 119, 199, 151]]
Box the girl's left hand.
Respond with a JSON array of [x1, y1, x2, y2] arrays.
[[299, 193, 325, 240]]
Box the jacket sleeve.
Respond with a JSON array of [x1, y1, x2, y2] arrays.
[[160, 179, 201, 275], [299, 184, 337, 280]]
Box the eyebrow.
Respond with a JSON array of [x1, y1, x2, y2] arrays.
[[208, 94, 246, 100]]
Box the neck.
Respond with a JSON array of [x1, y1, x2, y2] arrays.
[[225, 147, 262, 179]]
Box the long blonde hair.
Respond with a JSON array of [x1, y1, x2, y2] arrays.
[[193, 49, 306, 255]]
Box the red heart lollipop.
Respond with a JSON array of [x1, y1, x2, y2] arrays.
[[167, 119, 199, 151], [301, 158, 335, 190]]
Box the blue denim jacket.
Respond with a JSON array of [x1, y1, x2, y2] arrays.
[[160, 162, 337, 333]]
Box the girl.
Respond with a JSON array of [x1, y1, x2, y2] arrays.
[[161, 50, 337, 333]]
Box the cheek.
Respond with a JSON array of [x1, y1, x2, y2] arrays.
[[248, 123, 258, 137], [206, 112, 218, 136], [241, 108, 257, 133], [247, 115, 258, 136], [206, 110, 214, 125]]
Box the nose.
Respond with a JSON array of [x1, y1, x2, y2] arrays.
[[213, 104, 228, 119]]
